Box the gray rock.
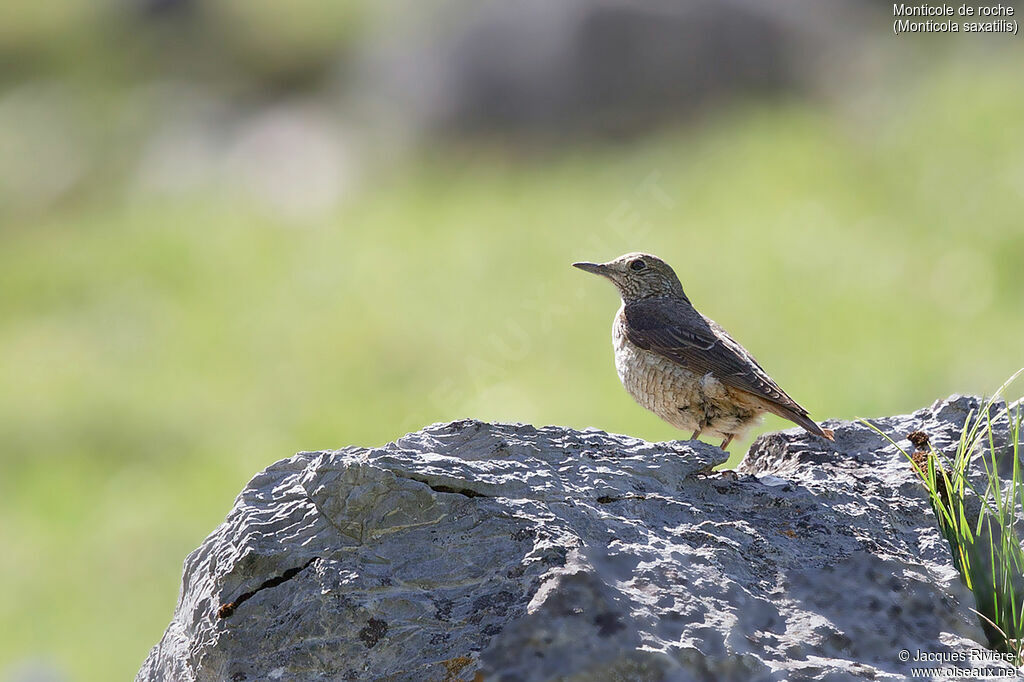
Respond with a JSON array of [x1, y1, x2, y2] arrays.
[[138, 398, 1021, 682], [359, 0, 873, 138]]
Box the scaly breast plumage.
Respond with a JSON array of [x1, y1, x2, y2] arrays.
[[610, 308, 762, 438], [613, 319, 698, 414]]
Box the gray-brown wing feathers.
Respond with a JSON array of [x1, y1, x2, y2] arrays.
[[622, 297, 812, 420]]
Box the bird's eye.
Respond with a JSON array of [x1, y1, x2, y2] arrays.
[[629, 259, 647, 271]]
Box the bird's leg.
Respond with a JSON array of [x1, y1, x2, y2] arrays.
[[719, 434, 734, 450], [689, 429, 702, 441]]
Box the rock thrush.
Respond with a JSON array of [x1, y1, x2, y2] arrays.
[[574, 252, 833, 449]]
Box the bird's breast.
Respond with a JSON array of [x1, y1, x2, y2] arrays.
[[612, 308, 700, 417], [609, 307, 765, 438]]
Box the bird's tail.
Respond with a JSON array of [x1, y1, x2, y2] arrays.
[[769, 405, 834, 441]]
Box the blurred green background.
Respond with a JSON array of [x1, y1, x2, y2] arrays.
[[2, 1, 1024, 680]]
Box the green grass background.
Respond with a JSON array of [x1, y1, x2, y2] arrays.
[[2, 62, 1024, 681]]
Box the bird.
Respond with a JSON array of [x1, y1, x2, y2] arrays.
[[573, 252, 833, 450]]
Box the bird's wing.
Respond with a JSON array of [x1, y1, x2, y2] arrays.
[[622, 297, 808, 416]]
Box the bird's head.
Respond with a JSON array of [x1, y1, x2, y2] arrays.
[[573, 252, 687, 302]]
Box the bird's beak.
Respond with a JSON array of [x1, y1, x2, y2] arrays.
[[572, 261, 611, 277]]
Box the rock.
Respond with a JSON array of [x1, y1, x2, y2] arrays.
[[359, 0, 872, 138], [138, 398, 1021, 682]]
